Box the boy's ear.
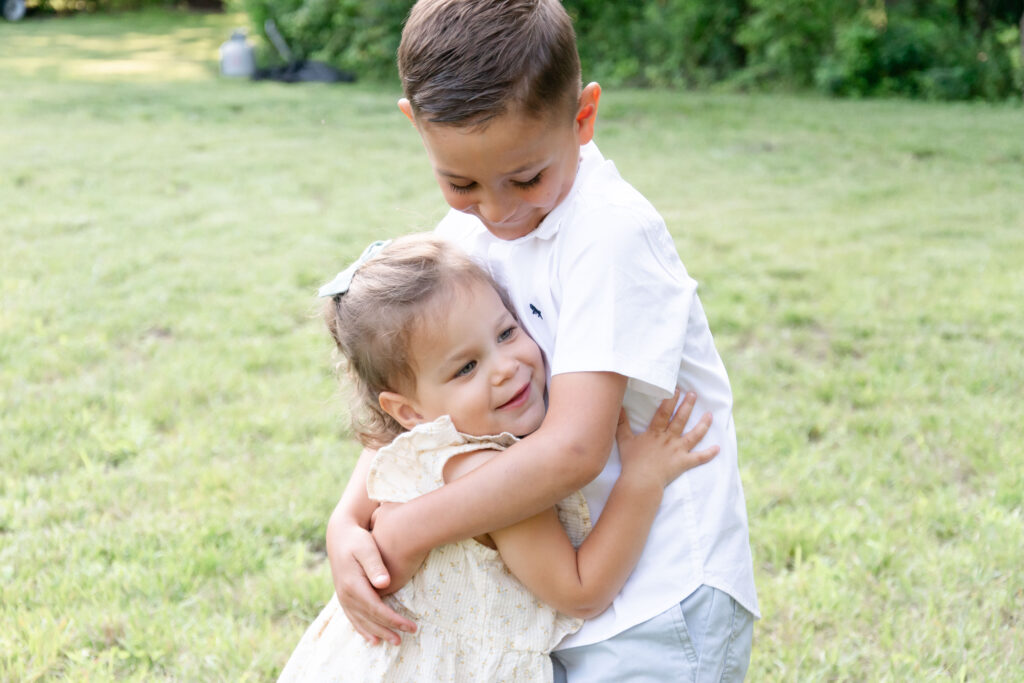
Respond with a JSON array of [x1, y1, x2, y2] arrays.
[[397, 98, 416, 127], [574, 82, 601, 145], [379, 390, 426, 430]]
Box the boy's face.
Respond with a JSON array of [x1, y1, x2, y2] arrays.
[[401, 85, 600, 241]]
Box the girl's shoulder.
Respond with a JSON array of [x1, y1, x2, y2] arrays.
[[366, 416, 517, 502]]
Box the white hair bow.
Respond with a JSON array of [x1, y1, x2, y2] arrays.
[[318, 239, 392, 298]]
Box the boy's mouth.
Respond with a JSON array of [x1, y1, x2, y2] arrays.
[[497, 382, 531, 410]]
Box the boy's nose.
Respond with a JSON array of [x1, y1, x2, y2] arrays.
[[478, 193, 517, 226]]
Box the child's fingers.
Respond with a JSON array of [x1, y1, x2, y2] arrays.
[[671, 444, 720, 478], [354, 542, 391, 590], [339, 581, 408, 646], [346, 610, 399, 646], [681, 411, 713, 449], [649, 388, 680, 431], [668, 391, 697, 435]]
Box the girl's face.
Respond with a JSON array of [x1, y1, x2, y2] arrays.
[[382, 279, 546, 438]]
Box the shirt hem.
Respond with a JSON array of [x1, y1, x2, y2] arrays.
[[553, 576, 760, 651]]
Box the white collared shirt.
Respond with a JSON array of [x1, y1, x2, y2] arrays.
[[435, 142, 759, 649]]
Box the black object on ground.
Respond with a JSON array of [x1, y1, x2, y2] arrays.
[[253, 19, 356, 84]]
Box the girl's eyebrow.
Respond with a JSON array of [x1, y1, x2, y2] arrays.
[[440, 341, 475, 370]]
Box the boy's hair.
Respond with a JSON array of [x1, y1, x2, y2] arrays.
[[398, 0, 581, 126], [324, 234, 515, 448]]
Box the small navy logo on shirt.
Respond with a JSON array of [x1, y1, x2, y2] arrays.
[[529, 304, 543, 319]]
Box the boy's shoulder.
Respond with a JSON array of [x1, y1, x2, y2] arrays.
[[562, 143, 664, 235]]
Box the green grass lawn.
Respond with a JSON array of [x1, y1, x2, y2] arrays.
[[2, 9, 1022, 682]]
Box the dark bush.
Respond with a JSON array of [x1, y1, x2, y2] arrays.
[[29, 0, 220, 12], [241, 0, 410, 78], [563, 0, 747, 87], [816, 9, 1021, 100], [736, 0, 860, 88], [236, 0, 1022, 101]]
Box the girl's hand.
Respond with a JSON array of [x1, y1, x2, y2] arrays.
[[615, 390, 719, 490]]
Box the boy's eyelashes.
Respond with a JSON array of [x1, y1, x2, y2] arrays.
[[512, 172, 543, 189], [447, 172, 544, 195], [449, 181, 475, 194]]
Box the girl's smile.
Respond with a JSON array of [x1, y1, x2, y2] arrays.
[[381, 279, 546, 438], [497, 382, 532, 410]]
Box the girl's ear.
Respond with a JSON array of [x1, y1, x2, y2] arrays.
[[574, 82, 601, 145], [397, 98, 417, 127], [379, 390, 426, 430]]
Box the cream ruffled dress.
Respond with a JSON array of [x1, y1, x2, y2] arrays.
[[277, 416, 591, 683]]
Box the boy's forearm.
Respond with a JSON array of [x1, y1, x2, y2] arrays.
[[377, 372, 627, 557]]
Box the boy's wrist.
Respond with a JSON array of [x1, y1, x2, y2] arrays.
[[373, 502, 428, 558]]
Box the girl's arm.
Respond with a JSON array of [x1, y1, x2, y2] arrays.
[[370, 371, 628, 591], [325, 447, 416, 645], [446, 391, 717, 619]]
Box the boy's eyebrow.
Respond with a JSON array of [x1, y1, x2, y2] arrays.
[[438, 159, 545, 180]]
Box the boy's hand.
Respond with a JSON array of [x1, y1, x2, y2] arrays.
[[326, 516, 416, 646], [615, 390, 719, 489]]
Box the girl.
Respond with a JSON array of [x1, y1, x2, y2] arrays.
[[278, 235, 717, 682]]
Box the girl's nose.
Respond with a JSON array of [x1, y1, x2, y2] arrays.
[[492, 353, 519, 384]]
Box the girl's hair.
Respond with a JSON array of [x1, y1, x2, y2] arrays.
[[323, 234, 515, 449]]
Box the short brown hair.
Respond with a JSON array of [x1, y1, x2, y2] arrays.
[[323, 234, 515, 448], [398, 0, 581, 126]]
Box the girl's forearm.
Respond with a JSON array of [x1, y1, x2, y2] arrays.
[[567, 475, 663, 617], [484, 473, 663, 620]]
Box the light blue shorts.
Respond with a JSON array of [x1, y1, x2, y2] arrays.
[[552, 585, 753, 682]]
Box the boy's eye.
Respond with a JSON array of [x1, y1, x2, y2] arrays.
[[512, 172, 542, 189], [454, 360, 477, 378], [449, 181, 476, 194], [497, 326, 516, 342]]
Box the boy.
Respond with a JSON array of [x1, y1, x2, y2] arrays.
[[325, 1, 759, 679]]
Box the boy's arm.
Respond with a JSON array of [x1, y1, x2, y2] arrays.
[[488, 392, 718, 619], [371, 371, 628, 591], [325, 446, 416, 645]]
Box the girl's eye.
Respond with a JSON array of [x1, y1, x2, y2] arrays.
[[454, 360, 477, 378], [513, 172, 542, 190], [449, 182, 475, 195], [497, 326, 516, 342]]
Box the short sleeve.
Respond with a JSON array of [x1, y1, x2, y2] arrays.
[[366, 416, 518, 503], [549, 204, 696, 398]]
